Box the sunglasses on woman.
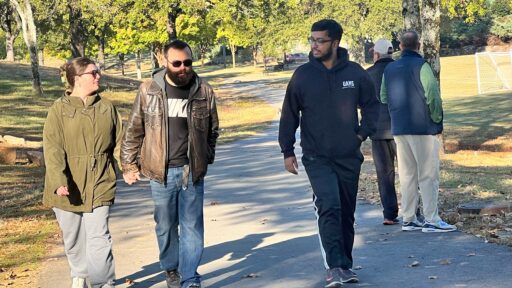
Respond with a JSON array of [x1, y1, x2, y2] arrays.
[[79, 69, 101, 78], [169, 59, 193, 68]]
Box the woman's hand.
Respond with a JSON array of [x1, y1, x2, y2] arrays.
[[56, 186, 69, 196]]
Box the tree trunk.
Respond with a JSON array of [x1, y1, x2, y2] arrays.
[[167, 5, 181, 41], [40, 47, 44, 65], [10, 0, 42, 96], [421, 0, 444, 153], [222, 45, 226, 68], [349, 35, 366, 65], [5, 32, 15, 61], [97, 35, 106, 70], [68, 0, 86, 57], [402, 0, 421, 32], [136, 50, 142, 80], [151, 43, 160, 71], [402, 0, 422, 54], [252, 46, 258, 67], [118, 53, 125, 76], [1, 1, 21, 62], [230, 43, 236, 68], [421, 0, 441, 81]]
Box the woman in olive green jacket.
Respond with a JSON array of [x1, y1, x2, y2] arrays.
[[43, 57, 122, 288]]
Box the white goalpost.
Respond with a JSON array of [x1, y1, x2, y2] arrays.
[[475, 51, 512, 94]]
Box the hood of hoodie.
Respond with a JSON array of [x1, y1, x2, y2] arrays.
[[308, 47, 350, 72]]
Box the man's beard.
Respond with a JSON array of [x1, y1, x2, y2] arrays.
[[167, 69, 193, 86], [314, 47, 334, 62]]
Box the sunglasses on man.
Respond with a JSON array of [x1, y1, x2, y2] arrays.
[[79, 69, 101, 78], [169, 59, 193, 68]]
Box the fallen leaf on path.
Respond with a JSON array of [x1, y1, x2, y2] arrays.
[[242, 273, 259, 279], [125, 278, 135, 285], [210, 201, 220, 206], [408, 255, 415, 258], [353, 266, 363, 270], [467, 252, 476, 257], [409, 261, 420, 267], [0, 268, 6, 272], [428, 276, 438, 280], [439, 259, 451, 265]]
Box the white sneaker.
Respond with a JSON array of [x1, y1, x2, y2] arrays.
[[422, 220, 457, 233], [71, 277, 86, 288]]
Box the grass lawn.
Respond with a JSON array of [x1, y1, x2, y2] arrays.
[[0, 61, 276, 287]]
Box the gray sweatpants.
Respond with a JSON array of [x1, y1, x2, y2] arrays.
[[53, 206, 115, 288]]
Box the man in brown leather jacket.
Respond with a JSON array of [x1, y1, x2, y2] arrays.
[[121, 40, 219, 288]]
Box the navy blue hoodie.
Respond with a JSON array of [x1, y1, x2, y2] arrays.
[[279, 48, 379, 158]]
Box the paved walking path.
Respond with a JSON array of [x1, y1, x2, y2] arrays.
[[39, 78, 512, 288]]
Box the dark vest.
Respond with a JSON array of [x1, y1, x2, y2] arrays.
[[383, 50, 443, 135]]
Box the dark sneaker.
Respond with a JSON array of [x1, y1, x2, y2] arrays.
[[165, 270, 180, 288], [402, 219, 423, 231], [325, 268, 343, 288], [340, 269, 358, 283], [422, 220, 457, 233], [185, 283, 201, 288]]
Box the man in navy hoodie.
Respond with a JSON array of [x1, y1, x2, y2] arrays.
[[381, 31, 456, 233], [278, 19, 379, 288]]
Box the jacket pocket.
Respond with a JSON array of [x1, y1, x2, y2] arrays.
[[192, 100, 209, 131]]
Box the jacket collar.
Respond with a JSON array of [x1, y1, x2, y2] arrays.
[[63, 91, 101, 108], [375, 57, 394, 65], [400, 49, 423, 59]]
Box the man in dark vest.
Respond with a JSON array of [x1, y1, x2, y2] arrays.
[[366, 38, 399, 225], [380, 31, 456, 233]]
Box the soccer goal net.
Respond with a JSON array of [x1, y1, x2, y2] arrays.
[[475, 51, 512, 94]]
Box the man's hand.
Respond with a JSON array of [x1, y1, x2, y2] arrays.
[[123, 171, 141, 185], [284, 156, 299, 175], [56, 186, 69, 196]]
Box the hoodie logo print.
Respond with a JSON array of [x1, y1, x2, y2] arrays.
[[342, 80, 355, 89]]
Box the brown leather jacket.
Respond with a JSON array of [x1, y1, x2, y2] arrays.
[[121, 68, 219, 183]]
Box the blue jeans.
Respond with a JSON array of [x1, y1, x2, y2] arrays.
[[150, 167, 204, 287]]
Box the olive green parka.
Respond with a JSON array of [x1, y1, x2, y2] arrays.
[[43, 93, 123, 212]]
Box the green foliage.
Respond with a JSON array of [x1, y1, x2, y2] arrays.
[[491, 15, 512, 40], [489, 0, 512, 18], [440, 15, 491, 47], [442, 0, 488, 23], [176, 1, 217, 60], [108, 0, 168, 56]]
